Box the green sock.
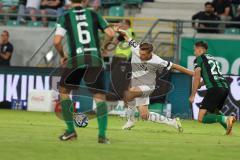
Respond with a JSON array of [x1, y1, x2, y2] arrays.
[[60, 99, 75, 133], [96, 101, 108, 138], [202, 114, 227, 129]]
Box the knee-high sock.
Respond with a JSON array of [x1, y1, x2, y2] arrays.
[[96, 101, 108, 138], [202, 114, 227, 129], [125, 100, 137, 121], [60, 99, 75, 133], [125, 106, 135, 122], [148, 112, 176, 127]]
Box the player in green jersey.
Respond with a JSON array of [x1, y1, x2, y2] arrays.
[[54, 0, 115, 143], [189, 41, 236, 135]]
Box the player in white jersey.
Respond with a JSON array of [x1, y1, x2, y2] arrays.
[[114, 27, 194, 131]]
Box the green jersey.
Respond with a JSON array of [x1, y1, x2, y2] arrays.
[[194, 54, 228, 89], [56, 6, 109, 67]]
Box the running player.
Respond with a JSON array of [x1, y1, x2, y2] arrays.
[[54, 0, 115, 143], [114, 27, 194, 131], [189, 41, 235, 135]]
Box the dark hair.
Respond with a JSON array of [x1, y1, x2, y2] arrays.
[[195, 41, 208, 50], [140, 42, 153, 53], [122, 19, 131, 27], [205, 2, 213, 7]]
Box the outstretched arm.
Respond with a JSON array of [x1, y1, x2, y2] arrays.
[[189, 67, 201, 103], [113, 26, 130, 41], [171, 63, 194, 76]]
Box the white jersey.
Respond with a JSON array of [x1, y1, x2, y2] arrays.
[[128, 39, 172, 89]]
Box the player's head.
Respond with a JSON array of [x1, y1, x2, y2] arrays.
[[204, 2, 214, 13], [71, 0, 89, 7], [120, 19, 131, 30], [1, 30, 9, 43], [194, 41, 208, 56], [139, 42, 153, 61]]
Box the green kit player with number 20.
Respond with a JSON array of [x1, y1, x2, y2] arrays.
[[54, 0, 115, 143], [189, 41, 236, 135]]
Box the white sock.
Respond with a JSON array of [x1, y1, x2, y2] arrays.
[[125, 103, 136, 122], [148, 112, 176, 127]]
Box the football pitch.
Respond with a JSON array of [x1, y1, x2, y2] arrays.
[[0, 110, 240, 160]]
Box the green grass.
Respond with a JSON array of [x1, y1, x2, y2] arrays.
[[0, 110, 240, 160]]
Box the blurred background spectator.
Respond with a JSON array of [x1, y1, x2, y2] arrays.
[[192, 2, 220, 33], [89, 0, 101, 11], [40, 0, 65, 26], [228, 5, 240, 28], [0, 0, 19, 20], [0, 0, 18, 14], [17, 0, 27, 23], [212, 0, 232, 32], [26, 0, 41, 22], [0, 30, 14, 66]]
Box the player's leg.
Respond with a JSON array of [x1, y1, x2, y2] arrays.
[[122, 102, 136, 130], [198, 108, 231, 132], [58, 68, 86, 141], [93, 93, 110, 144], [138, 103, 183, 132], [122, 87, 143, 130], [198, 88, 236, 135], [59, 86, 77, 140], [85, 67, 110, 143], [124, 87, 144, 103]]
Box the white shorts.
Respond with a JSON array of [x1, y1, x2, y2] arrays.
[[132, 85, 155, 106], [135, 97, 150, 106]]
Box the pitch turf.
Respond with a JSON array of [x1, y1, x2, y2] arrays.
[[0, 110, 240, 160]]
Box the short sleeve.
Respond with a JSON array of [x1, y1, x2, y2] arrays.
[[194, 56, 203, 69], [155, 56, 172, 70], [128, 39, 140, 56], [7, 43, 14, 53], [164, 61, 173, 70], [55, 15, 67, 36]]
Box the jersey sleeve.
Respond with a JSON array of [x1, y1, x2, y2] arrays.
[[96, 12, 109, 31], [155, 56, 173, 70], [128, 39, 140, 56], [194, 56, 203, 69], [55, 15, 67, 36], [7, 43, 14, 53]]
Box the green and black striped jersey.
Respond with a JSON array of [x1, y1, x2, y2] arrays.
[[56, 6, 109, 67], [194, 54, 228, 89]]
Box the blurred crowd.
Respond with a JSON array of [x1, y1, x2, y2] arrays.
[[192, 0, 240, 33], [0, 0, 101, 26]]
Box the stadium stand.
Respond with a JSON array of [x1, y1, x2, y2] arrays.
[[136, 0, 207, 20], [108, 5, 125, 17]]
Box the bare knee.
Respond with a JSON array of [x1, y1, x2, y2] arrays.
[[59, 86, 71, 100], [124, 87, 142, 102], [94, 93, 106, 103]]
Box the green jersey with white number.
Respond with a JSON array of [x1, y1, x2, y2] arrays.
[[194, 54, 228, 89], [57, 6, 109, 67]]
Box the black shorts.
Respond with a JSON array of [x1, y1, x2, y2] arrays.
[[59, 67, 105, 93], [200, 87, 229, 113], [108, 56, 131, 100]]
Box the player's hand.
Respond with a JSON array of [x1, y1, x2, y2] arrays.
[[101, 49, 108, 57], [113, 25, 120, 32], [189, 95, 195, 104], [113, 26, 128, 36], [60, 56, 68, 66]]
